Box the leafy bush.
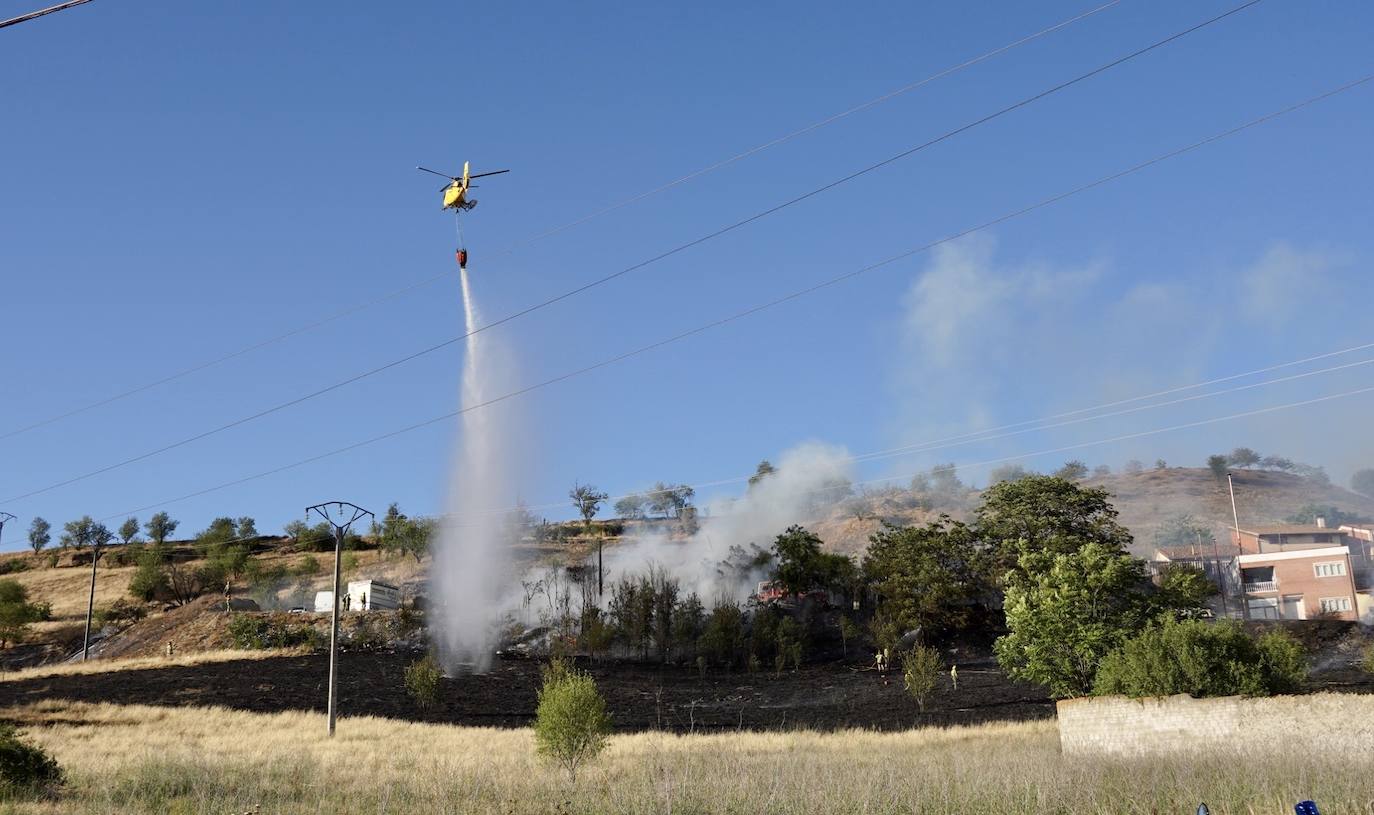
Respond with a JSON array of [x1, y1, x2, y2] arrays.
[[1094, 619, 1308, 698], [699, 603, 743, 668], [128, 547, 169, 602], [94, 598, 147, 626], [227, 615, 317, 650], [0, 560, 28, 576], [902, 645, 943, 712], [0, 580, 49, 648], [0, 724, 63, 800], [404, 654, 443, 710], [534, 659, 610, 782], [294, 555, 321, 576]]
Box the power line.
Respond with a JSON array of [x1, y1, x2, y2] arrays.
[[0, 272, 452, 442], [0, 2, 1265, 503], [462, 350, 1374, 520], [0, 2, 1120, 442], [431, 378, 1374, 531], [0, 0, 94, 30], [496, 0, 1126, 253], [82, 72, 1371, 522]]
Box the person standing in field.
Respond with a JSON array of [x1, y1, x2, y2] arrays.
[[950, 663, 958, 691]]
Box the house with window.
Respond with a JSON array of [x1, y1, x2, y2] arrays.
[[1236, 545, 1359, 621], [1230, 520, 1349, 554]]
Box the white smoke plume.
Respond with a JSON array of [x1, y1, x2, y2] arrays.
[[432, 269, 521, 673], [600, 441, 855, 604]]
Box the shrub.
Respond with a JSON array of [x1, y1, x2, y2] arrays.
[[534, 659, 610, 783], [0, 724, 63, 799], [227, 615, 317, 650], [44, 552, 58, 569], [1363, 643, 1374, 676], [128, 548, 169, 602], [94, 598, 147, 626], [404, 654, 442, 710], [699, 603, 743, 668], [902, 645, 943, 712], [1094, 619, 1308, 698], [294, 555, 321, 576], [0, 560, 28, 576]]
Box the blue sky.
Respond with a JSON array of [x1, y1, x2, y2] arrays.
[[3, 0, 1372, 547]]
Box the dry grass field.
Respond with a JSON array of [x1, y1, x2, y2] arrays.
[[2, 699, 1371, 814]]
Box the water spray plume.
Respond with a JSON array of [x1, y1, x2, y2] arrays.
[[433, 268, 518, 673]]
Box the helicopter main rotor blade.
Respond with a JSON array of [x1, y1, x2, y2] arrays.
[[468, 169, 510, 179], [416, 166, 459, 180]]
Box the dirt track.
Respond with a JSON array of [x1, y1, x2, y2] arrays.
[[0, 650, 1054, 733]]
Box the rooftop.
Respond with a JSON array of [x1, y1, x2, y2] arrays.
[[1232, 524, 1345, 536]]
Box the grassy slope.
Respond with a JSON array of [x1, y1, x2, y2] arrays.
[[3, 699, 1372, 814]]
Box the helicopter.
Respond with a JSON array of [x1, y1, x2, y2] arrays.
[[416, 162, 508, 271], [417, 161, 509, 213]]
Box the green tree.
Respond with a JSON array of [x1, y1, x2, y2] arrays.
[[283, 519, 311, 549], [26, 518, 50, 557], [748, 460, 777, 489], [613, 493, 647, 520], [89, 523, 113, 551], [235, 517, 258, 539], [987, 464, 1031, 485], [1207, 455, 1230, 482], [1261, 455, 1295, 472], [699, 602, 743, 667], [994, 542, 1154, 698], [1352, 468, 1374, 498], [1123, 460, 1145, 475], [144, 512, 178, 545], [117, 517, 140, 546], [902, 645, 943, 712], [533, 659, 610, 783], [128, 546, 170, 601], [976, 476, 1133, 577], [569, 483, 608, 532], [1286, 503, 1366, 527], [1228, 447, 1261, 469], [646, 482, 694, 518], [1053, 460, 1089, 481], [1153, 514, 1213, 551], [1154, 459, 1168, 470], [862, 517, 989, 636], [1094, 618, 1307, 698], [60, 516, 96, 551], [0, 580, 49, 648], [1152, 564, 1217, 618], [378, 504, 433, 562], [771, 525, 853, 596]]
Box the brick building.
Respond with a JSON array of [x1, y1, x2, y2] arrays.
[[1236, 545, 1359, 621]]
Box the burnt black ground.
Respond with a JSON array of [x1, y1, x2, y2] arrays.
[[0, 649, 1053, 733]]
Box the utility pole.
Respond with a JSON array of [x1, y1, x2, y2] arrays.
[[306, 501, 373, 738], [1227, 472, 1244, 620], [0, 513, 14, 549], [82, 523, 110, 661]]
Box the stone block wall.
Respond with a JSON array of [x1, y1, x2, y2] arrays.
[[1057, 693, 1374, 756]]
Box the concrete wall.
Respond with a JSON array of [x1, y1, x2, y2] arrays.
[[1057, 693, 1374, 756]]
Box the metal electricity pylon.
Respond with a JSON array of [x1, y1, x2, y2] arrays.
[[306, 501, 373, 737]]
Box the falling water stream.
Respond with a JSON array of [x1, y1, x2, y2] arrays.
[[432, 267, 515, 673]]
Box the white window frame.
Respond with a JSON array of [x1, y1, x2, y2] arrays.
[[1247, 597, 1280, 620], [1319, 596, 1352, 613], [1313, 560, 1347, 578]]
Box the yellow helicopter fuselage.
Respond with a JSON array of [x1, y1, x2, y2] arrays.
[[442, 161, 476, 211]]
